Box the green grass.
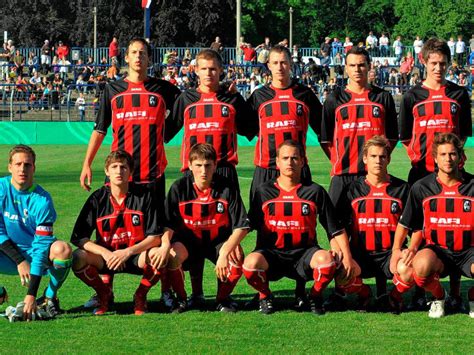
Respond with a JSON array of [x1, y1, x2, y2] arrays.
[[0, 145, 473, 354]]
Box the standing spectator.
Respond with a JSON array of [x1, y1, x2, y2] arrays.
[[320, 37, 331, 56], [392, 36, 403, 65], [413, 35, 423, 65], [75, 92, 86, 121], [343, 37, 353, 54], [332, 37, 342, 57], [40, 40, 51, 74], [447, 37, 456, 59], [237, 36, 245, 64], [0, 43, 9, 80], [27, 52, 39, 77], [13, 50, 24, 76], [210, 36, 224, 55], [108, 36, 120, 65], [241, 42, 256, 65], [399, 56, 412, 92], [6, 40, 15, 62], [55, 41, 69, 61], [366, 31, 378, 56], [379, 33, 389, 57], [455, 35, 466, 65]]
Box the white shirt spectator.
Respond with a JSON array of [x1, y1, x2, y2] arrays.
[[393, 39, 403, 55], [447, 39, 456, 56], [379, 36, 389, 46], [413, 39, 423, 54], [455, 39, 465, 54], [366, 34, 378, 48]]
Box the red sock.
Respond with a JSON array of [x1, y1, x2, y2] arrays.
[[413, 272, 444, 300], [468, 287, 474, 301], [101, 273, 113, 288], [311, 262, 336, 297], [74, 265, 109, 295], [136, 264, 161, 295], [216, 262, 243, 302], [339, 277, 371, 298], [243, 266, 271, 299], [168, 267, 187, 301], [392, 273, 414, 294]]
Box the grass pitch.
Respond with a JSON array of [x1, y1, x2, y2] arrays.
[[0, 145, 473, 354]]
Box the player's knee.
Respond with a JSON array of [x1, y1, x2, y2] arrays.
[[396, 260, 413, 281], [50, 241, 72, 260], [72, 249, 88, 270], [243, 252, 267, 270], [412, 253, 436, 276], [310, 250, 333, 269]]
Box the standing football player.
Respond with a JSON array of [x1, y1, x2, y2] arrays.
[[164, 49, 253, 309], [399, 38, 472, 310], [0, 145, 72, 320], [243, 140, 356, 315], [246, 45, 323, 305], [78, 37, 180, 307], [336, 136, 413, 313], [72, 150, 168, 315], [164, 144, 249, 313], [391, 133, 473, 318]]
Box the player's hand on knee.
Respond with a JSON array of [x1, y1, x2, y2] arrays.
[[228, 245, 243, 265], [22, 295, 37, 321], [17, 260, 31, 286], [150, 245, 170, 269], [108, 249, 131, 270], [401, 248, 416, 266], [215, 254, 229, 282], [389, 249, 402, 275], [341, 256, 357, 281]]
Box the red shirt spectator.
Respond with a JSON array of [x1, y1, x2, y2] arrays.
[[241, 43, 256, 63], [56, 41, 69, 60], [109, 37, 119, 59]]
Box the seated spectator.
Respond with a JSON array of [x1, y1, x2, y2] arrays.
[[388, 68, 401, 94], [457, 71, 468, 87], [29, 71, 42, 87], [76, 74, 87, 92], [52, 72, 63, 90], [409, 72, 421, 86], [27, 52, 39, 77], [15, 74, 28, 100], [51, 56, 60, 74], [13, 50, 24, 76], [445, 68, 458, 84], [106, 63, 120, 81], [380, 59, 390, 84], [368, 69, 378, 86]]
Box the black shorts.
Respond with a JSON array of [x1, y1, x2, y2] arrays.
[[328, 173, 365, 208], [254, 246, 321, 282], [172, 235, 226, 271], [407, 166, 430, 186], [184, 161, 240, 191], [352, 249, 393, 279], [98, 254, 142, 275], [424, 245, 473, 278], [249, 164, 312, 206]]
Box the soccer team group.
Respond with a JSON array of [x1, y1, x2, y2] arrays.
[[0, 37, 472, 321]]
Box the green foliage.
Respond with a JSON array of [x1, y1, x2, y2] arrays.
[[394, 0, 474, 40]]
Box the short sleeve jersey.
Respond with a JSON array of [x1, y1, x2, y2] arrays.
[[399, 82, 472, 172], [321, 86, 398, 176], [94, 78, 181, 182], [170, 88, 253, 171], [343, 176, 410, 253], [0, 176, 56, 276], [247, 82, 322, 169], [399, 172, 474, 252], [249, 179, 344, 250], [165, 174, 249, 245], [71, 184, 160, 251]]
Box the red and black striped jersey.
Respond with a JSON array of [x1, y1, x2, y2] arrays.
[[165, 174, 249, 244], [247, 82, 322, 169], [249, 179, 344, 250], [399, 172, 474, 252], [399, 82, 472, 172], [71, 184, 160, 251], [95, 78, 181, 182], [342, 176, 410, 253], [321, 85, 398, 176], [169, 88, 253, 172]]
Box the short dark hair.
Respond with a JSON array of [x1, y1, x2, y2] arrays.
[[431, 133, 463, 159], [104, 150, 134, 172], [346, 46, 371, 66], [188, 143, 217, 163], [126, 37, 151, 57], [196, 49, 223, 68], [9, 145, 36, 164], [363, 135, 391, 158], [268, 45, 291, 63], [421, 38, 450, 63], [276, 140, 305, 158]]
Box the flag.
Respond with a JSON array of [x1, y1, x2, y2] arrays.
[[141, 0, 152, 8]]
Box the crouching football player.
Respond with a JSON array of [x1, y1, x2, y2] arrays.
[[71, 150, 169, 315], [0, 145, 72, 320], [335, 136, 413, 313], [164, 143, 249, 313], [392, 133, 474, 318], [243, 140, 356, 315]]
